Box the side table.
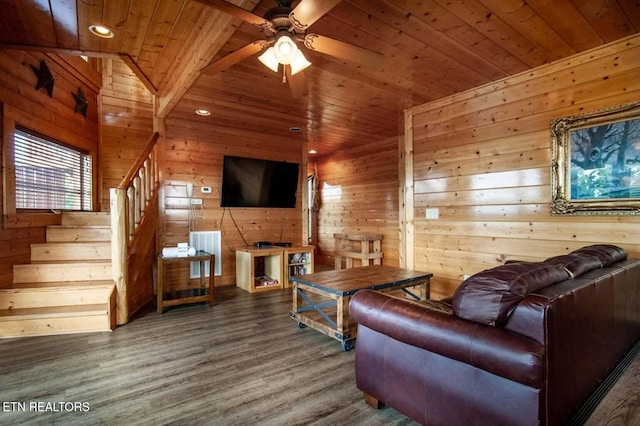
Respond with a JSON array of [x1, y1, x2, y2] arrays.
[[157, 250, 215, 314]]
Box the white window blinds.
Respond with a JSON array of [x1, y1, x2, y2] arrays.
[[14, 128, 92, 211]]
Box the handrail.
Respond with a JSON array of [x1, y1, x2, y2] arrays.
[[110, 131, 161, 325], [118, 132, 159, 189]]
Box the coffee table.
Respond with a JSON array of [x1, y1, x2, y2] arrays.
[[290, 265, 432, 351]]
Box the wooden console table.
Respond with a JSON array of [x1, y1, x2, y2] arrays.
[[334, 233, 382, 269], [156, 250, 214, 314]]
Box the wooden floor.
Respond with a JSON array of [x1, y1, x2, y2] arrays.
[[0, 286, 415, 425], [0, 285, 635, 425]]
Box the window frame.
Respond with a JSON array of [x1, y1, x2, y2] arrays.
[[1, 105, 98, 227], [12, 125, 94, 212]]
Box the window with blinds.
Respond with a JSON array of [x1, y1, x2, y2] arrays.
[[14, 128, 92, 211]]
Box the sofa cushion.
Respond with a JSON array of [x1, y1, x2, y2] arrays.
[[452, 262, 570, 326], [571, 244, 627, 266], [544, 253, 603, 278]]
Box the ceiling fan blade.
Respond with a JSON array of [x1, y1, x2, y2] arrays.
[[289, 0, 342, 29], [194, 0, 269, 27], [201, 41, 266, 75], [304, 34, 384, 69], [285, 67, 308, 99]]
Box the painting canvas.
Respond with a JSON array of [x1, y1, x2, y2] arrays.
[[551, 102, 640, 215], [569, 118, 640, 200]]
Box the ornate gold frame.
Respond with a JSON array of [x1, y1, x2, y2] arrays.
[[551, 101, 640, 215]]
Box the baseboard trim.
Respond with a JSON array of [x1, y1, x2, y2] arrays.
[[567, 340, 640, 425]]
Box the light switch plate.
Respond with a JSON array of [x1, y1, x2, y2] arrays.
[[425, 208, 439, 219]]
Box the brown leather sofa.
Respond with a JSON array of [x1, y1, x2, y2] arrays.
[[349, 245, 640, 426]]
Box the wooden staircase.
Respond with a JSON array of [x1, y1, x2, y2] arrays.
[[0, 212, 116, 338]]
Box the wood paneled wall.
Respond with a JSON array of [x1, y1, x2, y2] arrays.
[[406, 35, 640, 300], [160, 117, 305, 288], [314, 136, 400, 267], [99, 58, 154, 210], [0, 50, 100, 287]]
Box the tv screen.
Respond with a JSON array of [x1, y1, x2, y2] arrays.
[[220, 155, 300, 208]]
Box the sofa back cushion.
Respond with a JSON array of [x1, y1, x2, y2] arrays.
[[571, 244, 627, 266], [452, 262, 570, 326], [544, 253, 603, 278]]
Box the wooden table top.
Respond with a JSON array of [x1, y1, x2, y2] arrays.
[[291, 265, 433, 296], [158, 250, 213, 263]]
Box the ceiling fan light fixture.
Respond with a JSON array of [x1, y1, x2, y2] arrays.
[[258, 47, 279, 72], [273, 33, 298, 65], [290, 50, 311, 75]]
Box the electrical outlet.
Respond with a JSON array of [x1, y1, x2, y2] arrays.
[[190, 198, 203, 205], [201, 186, 212, 194]]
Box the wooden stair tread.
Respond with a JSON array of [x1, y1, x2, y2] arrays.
[[12, 262, 113, 283], [30, 259, 112, 264], [0, 304, 108, 319], [31, 241, 110, 250], [3, 284, 115, 292], [10, 280, 115, 288], [31, 242, 110, 247], [45, 225, 111, 243], [13, 261, 111, 269], [0, 285, 116, 310], [61, 212, 110, 226], [30, 241, 111, 263], [50, 224, 110, 228]]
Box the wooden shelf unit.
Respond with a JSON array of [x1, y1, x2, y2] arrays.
[[334, 233, 383, 269], [284, 247, 315, 288], [236, 246, 314, 293]]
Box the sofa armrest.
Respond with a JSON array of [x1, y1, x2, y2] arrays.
[[350, 290, 545, 387]]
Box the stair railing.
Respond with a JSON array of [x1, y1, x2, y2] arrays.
[[110, 132, 160, 325]]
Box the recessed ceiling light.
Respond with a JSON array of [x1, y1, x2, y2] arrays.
[[289, 126, 302, 133], [308, 149, 317, 154], [88, 24, 114, 39], [195, 109, 211, 116]]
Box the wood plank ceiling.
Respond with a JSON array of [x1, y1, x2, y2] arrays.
[[0, 0, 639, 155]]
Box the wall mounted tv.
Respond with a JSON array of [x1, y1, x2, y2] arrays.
[[220, 155, 300, 208]]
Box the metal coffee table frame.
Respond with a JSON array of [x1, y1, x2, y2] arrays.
[[290, 265, 432, 351]]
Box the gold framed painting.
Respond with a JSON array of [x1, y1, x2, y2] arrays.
[[551, 101, 640, 215]]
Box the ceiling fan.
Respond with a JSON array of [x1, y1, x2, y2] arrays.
[[195, 0, 384, 97]]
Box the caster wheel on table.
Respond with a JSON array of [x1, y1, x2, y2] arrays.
[[342, 340, 355, 351], [297, 321, 307, 329]]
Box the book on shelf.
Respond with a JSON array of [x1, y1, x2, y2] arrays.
[[255, 275, 279, 287], [288, 253, 309, 264], [289, 265, 308, 276]]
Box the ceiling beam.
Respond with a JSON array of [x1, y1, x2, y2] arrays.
[[156, 0, 260, 118], [0, 43, 159, 95], [119, 53, 158, 94], [0, 43, 119, 58]]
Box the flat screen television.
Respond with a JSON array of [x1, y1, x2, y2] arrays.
[[220, 155, 300, 208]]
